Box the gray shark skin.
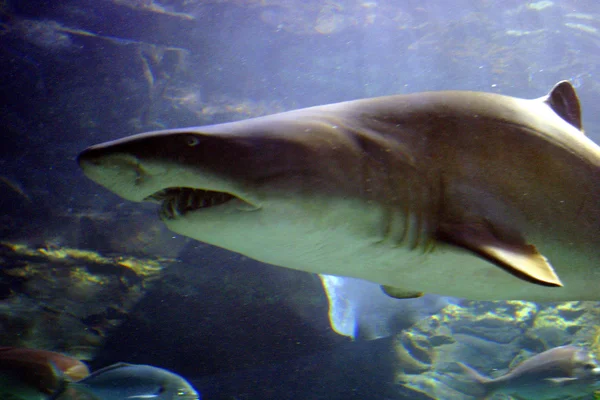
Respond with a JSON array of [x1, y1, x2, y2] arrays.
[[78, 81, 600, 301]]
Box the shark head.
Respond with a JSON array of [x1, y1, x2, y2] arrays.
[[78, 109, 403, 275], [78, 81, 600, 301], [77, 124, 288, 210]]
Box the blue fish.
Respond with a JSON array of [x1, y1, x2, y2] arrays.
[[62, 363, 200, 400]]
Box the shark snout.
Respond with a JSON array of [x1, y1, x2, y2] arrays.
[[78, 149, 144, 183], [77, 147, 164, 202], [77, 142, 112, 164], [77, 147, 97, 168]]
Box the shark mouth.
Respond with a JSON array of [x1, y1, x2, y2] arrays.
[[145, 188, 236, 220]]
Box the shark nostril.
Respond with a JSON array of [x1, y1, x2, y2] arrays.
[[77, 156, 104, 171], [77, 147, 109, 167], [134, 168, 143, 185]]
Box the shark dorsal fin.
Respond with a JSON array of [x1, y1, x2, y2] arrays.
[[545, 81, 583, 133]]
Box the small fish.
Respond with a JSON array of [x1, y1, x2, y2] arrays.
[[0, 346, 89, 400], [458, 345, 600, 399], [65, 362, 200, 400]]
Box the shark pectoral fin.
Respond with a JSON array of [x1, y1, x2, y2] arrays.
[[380, 285, 424, 299], [439, 223, 563, 287], [476, 242, 563, 287]]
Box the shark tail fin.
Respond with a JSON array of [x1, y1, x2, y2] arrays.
[[456, 362, 494, 400]]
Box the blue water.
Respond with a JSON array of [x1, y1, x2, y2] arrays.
[[2, 1, 600, 399]]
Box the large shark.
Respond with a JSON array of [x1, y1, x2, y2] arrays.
[[78, 81, 600, 301]]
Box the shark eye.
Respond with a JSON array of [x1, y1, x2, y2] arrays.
[[185, 136, 200, 147]]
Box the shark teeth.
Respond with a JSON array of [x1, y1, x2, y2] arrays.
[[148, 188, 235, 220]]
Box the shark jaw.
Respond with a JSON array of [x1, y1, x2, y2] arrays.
[[147, 188, 243, 220], [77, 148, 264, 222]]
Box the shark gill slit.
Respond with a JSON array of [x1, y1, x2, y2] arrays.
[[409, 171, 435, 253], [410, 190, 424, 251], [379, 164, 423, 250], [351, 125, 421, 250]]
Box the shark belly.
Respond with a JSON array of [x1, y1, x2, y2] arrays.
[[161, 194, 584, 301]]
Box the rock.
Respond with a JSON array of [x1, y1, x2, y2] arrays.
[[393, 299, 600, 399], [0, 242, 169, 360], [525, 302, 587, 349]]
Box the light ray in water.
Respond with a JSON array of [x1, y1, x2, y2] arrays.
[[0, 176, 31, 203], [55, 24, 188, 51]]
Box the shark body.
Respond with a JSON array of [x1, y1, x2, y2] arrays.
[[78, 81, 600, 301]]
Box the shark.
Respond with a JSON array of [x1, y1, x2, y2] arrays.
[[77, 81, 600, 301]]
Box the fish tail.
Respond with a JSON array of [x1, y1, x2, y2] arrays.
[[47, 360, 69, 400], [59, 382, 104, 400], [456, 362, 493, 400]]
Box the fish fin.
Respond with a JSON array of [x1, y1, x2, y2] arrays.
[[46, 361, 69, 400], [66, 382, 105, 400], [511, 396, 528, 400], [80, 362, 133, 380], [545, 377, 579, 385], [456, 362, 493, 400], [380, 285, 424, 299], [543, 80, 583, 132], [438, 222, 562, 287], [456, 362, 492, 384]]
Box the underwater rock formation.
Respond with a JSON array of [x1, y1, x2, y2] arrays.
[[394, 299, 600, 399], [0, 242, 169, 360]]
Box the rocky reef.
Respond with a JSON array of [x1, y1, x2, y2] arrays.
[[392, 299, 600, 399], [3, 236, 600, 399], [0, 241, 170, 360]]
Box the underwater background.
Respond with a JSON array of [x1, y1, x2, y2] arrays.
[[2, 0, 600, 399]]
